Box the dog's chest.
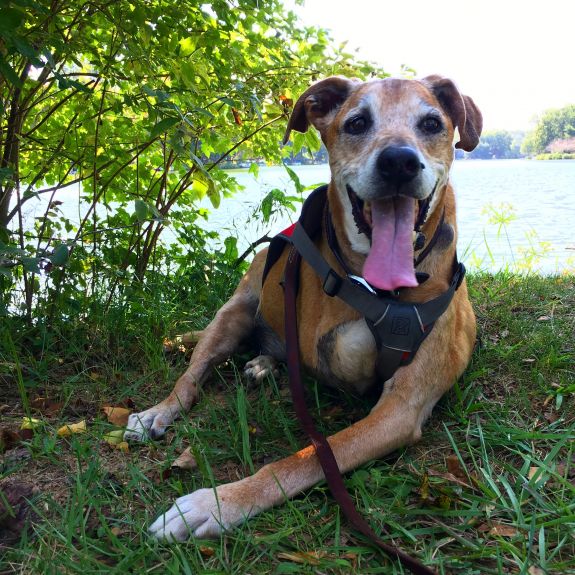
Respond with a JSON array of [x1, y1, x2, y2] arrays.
[[256, 310, 378, 394], [315, 319, 378, 393]]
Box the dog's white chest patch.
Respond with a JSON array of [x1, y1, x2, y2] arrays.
[[318, 320, 378, 393]]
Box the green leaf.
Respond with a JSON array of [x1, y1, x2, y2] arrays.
[[0, 242, 27, 256], [22, 257, 41, 273], [0, 7, 26, 33], [304, 128, 322, 153], [0, 167, 14, 184], [283, 163, 304, 194], [142, 85, 170, 101], [248, 162, 260, 179], [12, 36, 42, 66], [49, 244, 69, 266], [178, 37, 196, 56], [150, 116, 179, 138], [134, 199, 149, 222], [223, 236, 238, 261], [0, 56, 22, 87], [149, 204, 165, 222], [206, 178, 220, 209], [56, 74, 91, 92], [261, 193, 272, 222]]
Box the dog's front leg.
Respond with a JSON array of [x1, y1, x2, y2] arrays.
[[125, 280, 259, 441], [149, 360, 449, 541]]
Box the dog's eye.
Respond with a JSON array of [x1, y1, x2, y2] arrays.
[[420, 116, 443, 134], [344, 115, 370, 135]]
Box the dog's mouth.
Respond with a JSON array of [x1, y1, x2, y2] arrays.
[[346, 185, 437, 291]]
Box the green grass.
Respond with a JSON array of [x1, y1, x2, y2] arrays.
[[1, 273, 574, 574]]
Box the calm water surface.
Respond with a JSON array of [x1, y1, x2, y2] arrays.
[[203, 160, 575, 273], [21, 160, 575, 274]]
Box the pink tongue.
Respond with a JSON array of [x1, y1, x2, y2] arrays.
[[363, 197, 418, 291]]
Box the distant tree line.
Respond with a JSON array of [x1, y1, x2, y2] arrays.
[[465, 130, 523, 159], [521, 104, 575, 156], [234, 104, 575, 165]]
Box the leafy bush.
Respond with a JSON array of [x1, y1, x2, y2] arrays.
[[0, 0, 381, 325]]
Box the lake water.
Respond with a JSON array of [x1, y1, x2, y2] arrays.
[[20, 159, 575, 274], [200, 160, 575, 274]]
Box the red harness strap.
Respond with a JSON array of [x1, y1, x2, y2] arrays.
[[283, 246, 436, 575]]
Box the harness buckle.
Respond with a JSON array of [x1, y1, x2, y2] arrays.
[[348, 274, 377, 295], [323, 270, 342, 297]]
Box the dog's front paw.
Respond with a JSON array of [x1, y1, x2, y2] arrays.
[[149, 484, 256, 541], [124, 403, 179, 441], [244, 355, 279, 381]]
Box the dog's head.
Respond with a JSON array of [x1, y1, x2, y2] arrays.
[[284, 75, 482, 291]]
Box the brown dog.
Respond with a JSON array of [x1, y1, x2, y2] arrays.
[[125, 75, 482, 541]]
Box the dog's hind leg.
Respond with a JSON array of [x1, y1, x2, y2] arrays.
[[125, 261, 264, 442]]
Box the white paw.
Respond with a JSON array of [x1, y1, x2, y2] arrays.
[[244, 355, 279, 381], [124, 404, 178, 441], [149, 485, 255, 541]]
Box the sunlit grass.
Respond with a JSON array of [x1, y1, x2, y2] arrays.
[[1, 272, 573, 573]]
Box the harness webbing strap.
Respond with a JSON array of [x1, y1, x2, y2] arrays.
[[290, 220, 465, 380], [283, 247, 436, 575]]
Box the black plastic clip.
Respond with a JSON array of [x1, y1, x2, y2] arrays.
[[323, 270, 342, 297]]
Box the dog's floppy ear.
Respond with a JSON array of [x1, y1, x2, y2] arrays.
[[421, 75, 483, 151], [283, 76, 356, 144]]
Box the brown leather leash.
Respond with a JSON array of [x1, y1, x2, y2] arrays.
[[282, 246, 436, 575]]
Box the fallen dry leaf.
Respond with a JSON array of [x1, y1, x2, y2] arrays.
[[0, 479, 38, 545], [528, 566, 545, 575], [446, 454, 468, 481], [119, 397, 136, 410], [114, 441, 129, 453], [528, 466, 539, 480], [418, 472, 430, 500], [428, 468, 473, 490], [103, 429, 125, 446], [199, 546, 216, 557], [160, 468, 173, 482], [0, 429, 21, 453], [544, 411, 559, 424], [30, 397, 63, 415], [19, 428, 33, 441], [20, 417, 41, 430], [102, 406, 131, 427], [57, 420, 87, 437], [437, 493, 452, 510], [488, 523, 520, 537], [277, 551, 325, 565], [172, 447, 198, 471]]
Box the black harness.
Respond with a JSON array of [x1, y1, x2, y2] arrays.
[[263, 185, 465, 381]]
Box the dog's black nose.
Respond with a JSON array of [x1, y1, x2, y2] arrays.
[[376, 146, 423, 184]]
